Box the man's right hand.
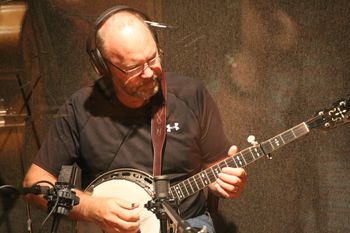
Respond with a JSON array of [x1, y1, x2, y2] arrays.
[[77, 194, 141, 233]]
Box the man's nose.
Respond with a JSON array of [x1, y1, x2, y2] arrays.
[[140, 65, 154, 79]]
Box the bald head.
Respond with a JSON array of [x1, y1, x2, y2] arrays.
[[96, 11, 157, 59], [93, 10, 162, 108]]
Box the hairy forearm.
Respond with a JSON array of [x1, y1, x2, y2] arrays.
[[69, 190, 97, 221], [23, 193, 48, 211], [22, 164, 96, 222], [23, 182, 95, 222], [22, 170, 54, 211]]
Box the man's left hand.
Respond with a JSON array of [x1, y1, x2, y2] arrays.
[[208, 145, 248, 199]]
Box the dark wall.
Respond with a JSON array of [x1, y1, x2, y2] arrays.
[[0, 0, 349, 233], [162, 1, 350, 233]]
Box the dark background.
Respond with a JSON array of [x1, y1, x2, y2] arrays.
[[0, 0, 349, 232]]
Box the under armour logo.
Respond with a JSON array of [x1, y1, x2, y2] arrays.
[[166, 123, 180, 132]]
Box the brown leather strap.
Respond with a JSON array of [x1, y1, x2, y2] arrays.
[[151, 73, 167, 176]]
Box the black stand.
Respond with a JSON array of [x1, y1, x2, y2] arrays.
[[50, 216, 60, 233], [145, 175, 207, 233], [43, 183, 79, 233], [161, 202, 207, 233], [17, 165, 79, 233], [44, 165, 80, 233], [0, 182, 79, 233]]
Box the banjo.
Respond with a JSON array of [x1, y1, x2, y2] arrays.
[[76, 96, 349, 233]]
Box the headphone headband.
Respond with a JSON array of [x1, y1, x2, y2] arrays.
[[95, 5, 151, 30]]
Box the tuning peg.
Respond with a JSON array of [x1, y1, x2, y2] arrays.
[[247, 135, 258, 146]]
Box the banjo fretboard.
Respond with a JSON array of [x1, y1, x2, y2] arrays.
[[169, 122, 310, 201]]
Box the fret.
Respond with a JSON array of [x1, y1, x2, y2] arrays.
[[240, 152, 248, 164], [294, 123, 310, 136], [252, 146, 263, 159], [274, 136, 283, 146], [281, 131, 296, 142], [186, 178, 194, 193], [223, 159, 229, 167], [230, 156, 239, 167], [218, 160, 226, 169], [248, 146, 263, 161], [270, 135, 285, 149], [268, 140, 276, 150], [174, 183, 185, 200], [191, 176, 199, 191], [231, 156, 239, 167], [200, 171, 211, 186], [212, 164, 221, 178], [238, 154, 246, 166], [233, 153, 245, 167], [206, 169, 217, 183], [170, 186, 180, 200], [279, 134, 285, 144], [195, 173, 205, 189], [169, 189, 175, 200], [292, 123, 308, 137], [180, 181, 189, 197], [241, 149, 255, 164], [291, 128, 297, 137], [249, 147, 256, 160], [210, 167, 217, 179]]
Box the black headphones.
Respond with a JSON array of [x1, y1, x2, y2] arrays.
[[86, 5, 159, 78]]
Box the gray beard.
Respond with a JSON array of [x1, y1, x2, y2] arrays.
[[129, 75, 160, 100]]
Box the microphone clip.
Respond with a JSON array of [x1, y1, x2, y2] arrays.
[[44, 182, 79, 216]]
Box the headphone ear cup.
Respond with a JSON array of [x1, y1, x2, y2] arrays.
[[87, 45, 110, 77], [85, 30, 109, 77], [86, 41, 114, 98]]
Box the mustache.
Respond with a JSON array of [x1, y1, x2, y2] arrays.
[[124, 74, 159, 86]]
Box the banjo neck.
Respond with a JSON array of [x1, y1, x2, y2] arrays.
[[170, 94, 350, 201], [169, 122, 310, 202]]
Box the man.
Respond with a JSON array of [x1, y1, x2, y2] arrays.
[[23, 7, 247, 233]]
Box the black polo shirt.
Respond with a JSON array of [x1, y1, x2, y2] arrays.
[[34, 72, 231, 219]]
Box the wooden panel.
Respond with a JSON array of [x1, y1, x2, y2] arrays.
[[0, 2, 27, 72]]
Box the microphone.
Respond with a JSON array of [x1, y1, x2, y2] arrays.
[[153, 175, 170, 233], [0, 184, 51, 195], [145, 20, 177, 29], [154, 175, 170, 199], [20, 185, 51, 195]]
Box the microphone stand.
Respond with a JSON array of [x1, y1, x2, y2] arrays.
[[44, 182, 79, 233], [145, 175, 207, 233], [161, 201, 207, 233], [44, 165, 80, 233], [0, 181, 79, 233]]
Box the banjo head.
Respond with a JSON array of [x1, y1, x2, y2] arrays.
[[76, 168, 160, 233]]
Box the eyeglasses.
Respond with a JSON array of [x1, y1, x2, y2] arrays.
[[105, 54, 159, 77]]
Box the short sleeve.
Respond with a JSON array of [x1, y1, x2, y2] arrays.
[[34, 97, 80, 177], [197, 85, 231, 163]]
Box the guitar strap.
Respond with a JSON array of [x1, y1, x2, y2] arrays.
[[151, 73, 167, 176]]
